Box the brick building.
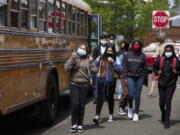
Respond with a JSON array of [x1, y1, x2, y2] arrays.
[[143, 15, 180, 46]]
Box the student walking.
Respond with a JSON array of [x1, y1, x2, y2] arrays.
[[116, 40, 130, 115], [153, 44, 180, 128], [93, 46, 120, 125], [64, 44, 97, 133], [123, 39, 148, 121]]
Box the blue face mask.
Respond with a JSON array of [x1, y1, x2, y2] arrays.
[[165, 52, 173, 58], [77, 48, 86, 56]]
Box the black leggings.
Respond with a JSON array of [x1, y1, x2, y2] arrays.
[[158, 84, 176, 122], [70, 85, 88, 126], [96, 81, 116, 116]]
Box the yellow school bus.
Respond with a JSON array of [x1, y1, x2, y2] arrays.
[[0, 0, 91, 124]]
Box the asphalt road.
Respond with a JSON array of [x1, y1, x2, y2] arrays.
[[0, 78, 180, 135]]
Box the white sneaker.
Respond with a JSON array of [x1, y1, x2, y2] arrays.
[[77, 125, 84, 133], [117, 107, 127, 116], [70, 125, 77, 133], [133, 113, 139, 121], [108, 114, 113, 123], [128, 107, 133, 119]]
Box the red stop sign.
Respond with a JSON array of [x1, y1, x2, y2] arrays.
[[152, 11, 169, 28]]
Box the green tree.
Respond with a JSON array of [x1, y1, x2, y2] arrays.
[[84, 0, 170, 40]]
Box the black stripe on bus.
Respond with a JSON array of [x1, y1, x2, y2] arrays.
[[0, 48, 73, 54], [0, 29, 88, 39], [7, 96, 46, 113], [0, 59, 67, 71]]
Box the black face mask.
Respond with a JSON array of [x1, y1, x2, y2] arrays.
[[106, 53, 113, 58]]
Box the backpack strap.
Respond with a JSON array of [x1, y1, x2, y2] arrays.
[[160, 56, 177, 71], [172, 57, 177, 69], [160, 56, 165, 71]]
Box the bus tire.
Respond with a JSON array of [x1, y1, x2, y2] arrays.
[[44, 74, 58, 125]]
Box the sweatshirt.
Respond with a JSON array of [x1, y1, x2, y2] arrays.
[[64, 57, 97, 86]]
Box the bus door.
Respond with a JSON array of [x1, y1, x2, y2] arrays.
[[89, 14, 103, 51]]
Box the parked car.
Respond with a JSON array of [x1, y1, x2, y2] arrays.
[[143, 43, 180, 71]]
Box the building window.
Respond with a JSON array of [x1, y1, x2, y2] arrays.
[[11, 0, 19, 28], [0, 0, 8, 26], [48, 0, 55, 33], [39, 0, 47, 31], [21, 0, 29, 29], [31, 0, 37, 29]]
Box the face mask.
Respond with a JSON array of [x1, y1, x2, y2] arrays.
[[110, 40, 114, 44], [100, 40, 106, 45], [132, 44, 140, 51], [77, 48, 86, 56], [165, 52, 173, 58], [106, 53, 113, 58]]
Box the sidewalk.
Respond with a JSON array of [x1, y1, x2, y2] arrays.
[[43, 82, 180, 135]]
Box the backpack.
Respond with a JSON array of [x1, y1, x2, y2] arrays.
[[155, 56, 177, 80]]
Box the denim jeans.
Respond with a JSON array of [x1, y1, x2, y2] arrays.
[[116, 79, 122, 97], [127, 77, 144, 113]]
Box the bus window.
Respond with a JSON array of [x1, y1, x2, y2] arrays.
[[77, 9, 80, 35], [61, 2, 66, 34], [84, 12, 88, 36], [39, 0, 47, 31], [0, 0, 8, 26], [66, 4, 71, 34], [90, 14, 103, 49], [72, 7, 76, 34], [31, 0, 37, 29], [48, 0, 55, 33], [11, 0, 19, 28], [55, 0, 61, 33], [81, 10, 84, 36], [21, 0, 29, 29]]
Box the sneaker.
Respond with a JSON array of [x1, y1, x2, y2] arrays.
[[117, 107, 127, 116], [93, 115, 99, 125], [133, 113, 139, 121], [77, 125, 84, 133], [70, 125, 77, 133], [128, 107, 133, 119], [108, 114, 113, 123]]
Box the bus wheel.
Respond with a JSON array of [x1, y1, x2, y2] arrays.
[[44, 74, 58, 125]]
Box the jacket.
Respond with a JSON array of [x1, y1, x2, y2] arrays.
[[153, 57, 180, 87], [64, 56, 97, 86]]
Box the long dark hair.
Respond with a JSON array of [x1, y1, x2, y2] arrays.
[[162, 44, 177, 58], [102, 46, 116, 60]]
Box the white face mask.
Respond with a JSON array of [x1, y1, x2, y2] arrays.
[[110, 40, 114, 44], [100, 40, 106, 45], [165, 52, 173, 58]]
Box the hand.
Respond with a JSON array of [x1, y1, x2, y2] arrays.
[[172, 68, 177, 74], [108, 57, 114, 62], [72, 52, 76, 58], [158, 70, 162, 75], [89, 56, 93, 62]]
